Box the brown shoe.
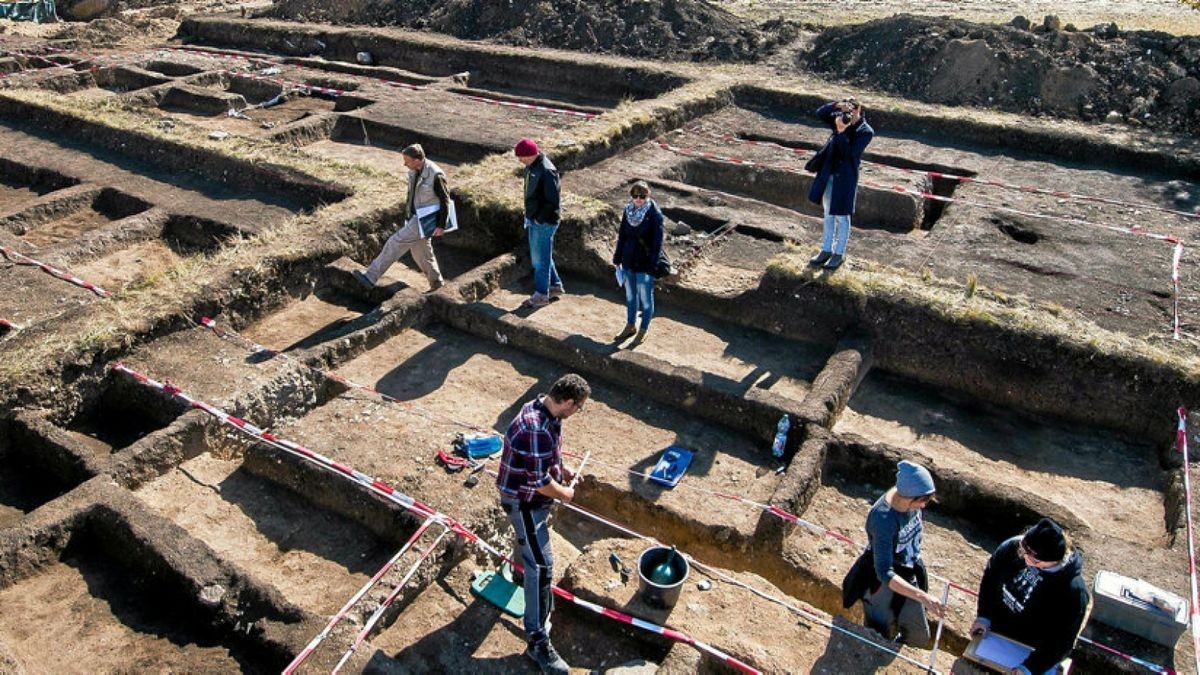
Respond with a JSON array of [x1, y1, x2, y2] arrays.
[[614, 324, 636, 342]]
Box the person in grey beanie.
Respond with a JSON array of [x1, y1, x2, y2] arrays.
[[841, 459, 946, 646]]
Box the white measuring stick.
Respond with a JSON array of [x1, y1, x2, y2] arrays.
[[927, 580, 952, 674], [568, 450, 591, 489]]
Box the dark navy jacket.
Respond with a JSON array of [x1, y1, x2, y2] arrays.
[[523, 153, 561, 225], [976, 537, 1090, 674], [807, 102, 874, 216], [611, 201, 664, 275]]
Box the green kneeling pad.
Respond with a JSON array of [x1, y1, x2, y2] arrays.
[[470, 567, 524, 618]]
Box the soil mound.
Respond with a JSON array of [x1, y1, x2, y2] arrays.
[[266, 0, 797, 62], [804, 14, 1200, 134]]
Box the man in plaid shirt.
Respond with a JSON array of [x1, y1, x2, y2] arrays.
[[496, 373, 590, 675]]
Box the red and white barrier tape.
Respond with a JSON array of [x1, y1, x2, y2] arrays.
[[112, 363, 760, 674], [226, 69, 348, 98], [160, 46, 278, 68], [1180, 407, 1200, 675], [655, 142, 1183, 245], [684, 127, 1200, 222], [191, 318, 1171, 672], [332, 527, 452, 673], [485, 459, 947, 673], [556, 450, 1173, 673], [283, 515, 443, 674], [0, 245, 110, 297], [457, 93, 597, 119]]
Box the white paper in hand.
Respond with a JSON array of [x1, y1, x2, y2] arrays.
[[615, 265, 626, 288]]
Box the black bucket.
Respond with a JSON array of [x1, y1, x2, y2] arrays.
[[637, 546, 690, 610]]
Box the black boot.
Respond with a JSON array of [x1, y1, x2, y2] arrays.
[[823, 253, 845, 270], [809, 250, 832, 266]]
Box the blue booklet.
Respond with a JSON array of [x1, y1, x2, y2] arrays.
[[649, 446, 693, 488]]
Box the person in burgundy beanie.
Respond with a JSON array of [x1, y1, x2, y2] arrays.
[[515, 138, 563, 308]]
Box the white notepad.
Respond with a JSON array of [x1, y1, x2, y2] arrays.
[[965, 632, 1033, 671]]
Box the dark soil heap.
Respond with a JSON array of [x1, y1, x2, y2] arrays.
[[267, 0, 796, 62], [804, 14, 1200, 134]]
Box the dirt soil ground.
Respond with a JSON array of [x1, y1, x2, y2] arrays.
[[805, 14, 1200, 134], [266, 0, 799, 62], [2, 3, 1200, 674], [0, 548, 264, 673]]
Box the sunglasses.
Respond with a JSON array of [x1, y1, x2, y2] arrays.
[[1019, 540, 1042, 562], [631, 194, 648, 200]]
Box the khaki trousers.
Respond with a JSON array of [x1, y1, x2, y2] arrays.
[[364, 215, 443, 287]]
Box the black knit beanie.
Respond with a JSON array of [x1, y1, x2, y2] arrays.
[[1022, 517, 1067, 562]]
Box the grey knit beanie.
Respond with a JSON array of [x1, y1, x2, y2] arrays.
[[895, 460, 935, 498]]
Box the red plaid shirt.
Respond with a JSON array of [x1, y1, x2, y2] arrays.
[[496, 396, 563, 505]]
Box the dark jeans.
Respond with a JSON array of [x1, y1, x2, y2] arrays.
[[502, 497, 554, 644]]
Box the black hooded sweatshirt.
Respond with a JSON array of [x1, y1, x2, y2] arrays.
[[976, 536, 1090, 673]]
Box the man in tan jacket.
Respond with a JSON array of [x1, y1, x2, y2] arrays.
[[354, 143, 448, 292]]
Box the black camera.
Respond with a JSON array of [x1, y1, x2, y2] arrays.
[[839, 110, 855, 124]]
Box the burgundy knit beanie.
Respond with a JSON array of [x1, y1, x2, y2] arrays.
[[514, 138, 540, 158]]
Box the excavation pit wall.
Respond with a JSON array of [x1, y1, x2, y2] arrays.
[[439, 191, 1196, 442], [0, 93, 353, 212], [653, 268, 1198, 443], [0, 416, 74, 530], [328, 115, 500, 165], [733, 85, 1200, 181], [1, 186, 153, 247], [0, 156, 78, 209], [0, 480, 311, 674], [835, 369, 1170, 549], [664, 153, 926, 234], [180, 17, 691, 108]]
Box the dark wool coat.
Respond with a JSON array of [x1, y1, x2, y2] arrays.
[[807, 102, 875, 216], [611, 201, 664, 275]]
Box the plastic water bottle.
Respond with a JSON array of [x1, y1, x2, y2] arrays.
[[771, 414, 790, 458]]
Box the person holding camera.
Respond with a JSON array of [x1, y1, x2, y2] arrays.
[[611, 181, 664, 345], [807, 97, 873, 270]]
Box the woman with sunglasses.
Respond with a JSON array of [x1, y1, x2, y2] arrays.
[[611, 181, 663, 345], [970, 518, 1090, 675], [842, 460, 946, 646]]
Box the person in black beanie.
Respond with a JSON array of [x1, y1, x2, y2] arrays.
[[971, 518, 1091, 675]]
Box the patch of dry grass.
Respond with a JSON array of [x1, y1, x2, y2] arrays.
[[767, 244, 1200, 374]]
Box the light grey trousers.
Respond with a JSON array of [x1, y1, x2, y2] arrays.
[[364, 215, 443, 287], [862, 581, 931, 647]]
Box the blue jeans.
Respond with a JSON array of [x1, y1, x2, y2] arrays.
[[526, 218, 562, 296], [821, 178, 852, 255], [623, 271, 655, 329], [502, 498, 554, 645]]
